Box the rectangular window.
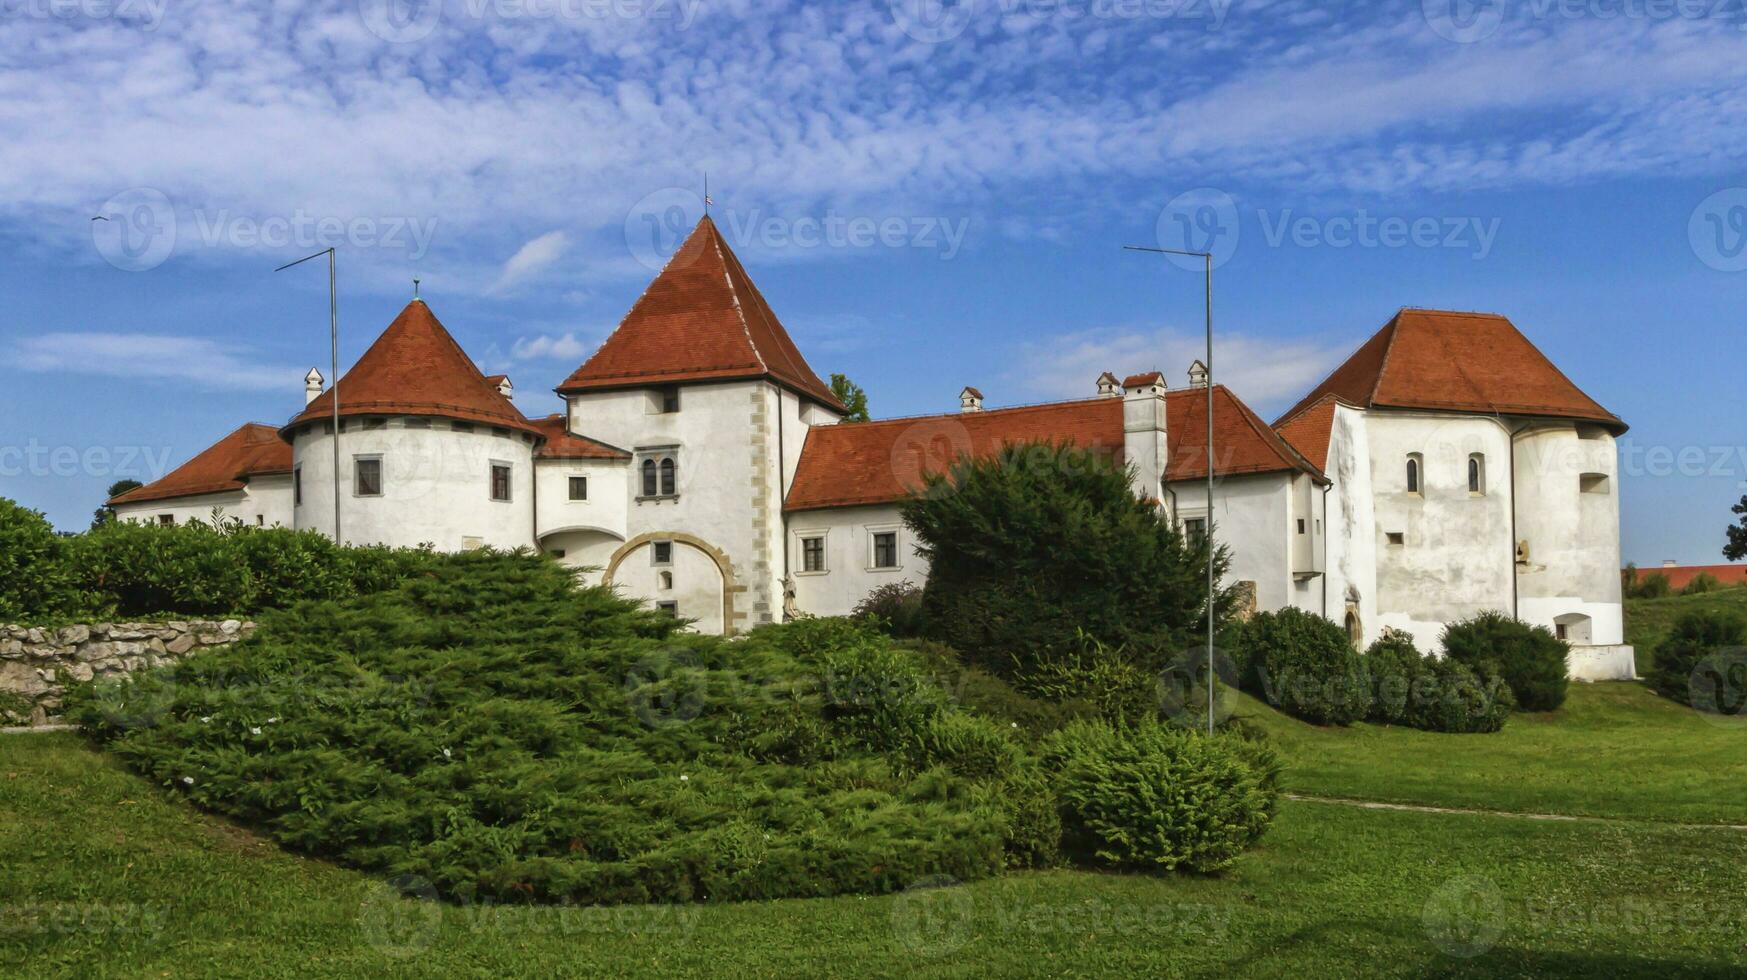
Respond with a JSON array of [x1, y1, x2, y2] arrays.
[[1183, 518, 1207, 545], [361, 418, 386, 431], [158, 514, 174, 526], [255, 515, 265, 527], [354, 457, 383, 497], [403, 417, 430, 429], [652, 540, 673, 566], [1580, 473, 1610, 494], [1386, 532, 1405, 546], [549, 549, 566, 559], [656, 600, 679, 617], [568, 476, 588, 501], [871, 531, 898, 569], [661, 387, 680, 413], [801, 536, 825, 573], [490, 463, 512, 502], [293, 467, 302, 506], [1296, 518, 1306, 534], [451, 421, 475, 433]]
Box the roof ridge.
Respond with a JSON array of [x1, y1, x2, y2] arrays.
[[712, 227, 769, 376]]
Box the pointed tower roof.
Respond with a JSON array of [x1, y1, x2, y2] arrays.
[[284, 299, 539, 437], [111, 423, 292, 505], [1275, 309, 1625, 433], [557, 217, 845, 411]]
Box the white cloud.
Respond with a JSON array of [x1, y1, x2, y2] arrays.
[[492, 231, 571, 292], [510, 332, 589, 361], [1010, 326, 1343, 418], [14, 333, 297, 391]]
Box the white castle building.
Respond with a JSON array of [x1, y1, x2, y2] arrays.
[[111, 217, 1632, 677]]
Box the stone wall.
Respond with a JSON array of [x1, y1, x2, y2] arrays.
[[0, 620, 254, 727]]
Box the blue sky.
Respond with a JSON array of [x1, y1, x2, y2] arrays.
[[2, 0, 1744, 564]]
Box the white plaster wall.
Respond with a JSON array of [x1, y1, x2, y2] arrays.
[[111, 475, 294, 530], [534, 457, 629, 579], [1319, 404, 1380, 646], [1366, 412, 1516, 653], [1512, 423, 1625, 645], [567, 380, 795, 632], [609, 538, 726, 634], [1169, 472, 1293, 613], [788, 504, 927, 617], [290, 419, 535, 550]]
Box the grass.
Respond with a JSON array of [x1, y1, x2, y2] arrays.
[[1241, 681, 1747, 825], [1625, 586, 1747, 673], [5, 730, 1747, 978]]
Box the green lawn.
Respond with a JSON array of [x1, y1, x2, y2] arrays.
[[1242, 681, 1747, 825], [1625, 587, 1747, 673], [8, 693, 1747, 978]]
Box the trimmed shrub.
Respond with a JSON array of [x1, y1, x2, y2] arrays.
[[1363, 629, 1513, 733], [1363, 629, 1421, 726], [902, 442, 1230, 684], [1018, 633, 1162, 724], [853, 581, 927, 638], [1648, 609, 1747, 710], [1441, 612, 1569, 712], [1040, 720, 1279, 873], [1237, 608, 1368, 725], [1681, 572, 1722, 596], [901, 640, 1083, 738], [0, 499, 83, 621]]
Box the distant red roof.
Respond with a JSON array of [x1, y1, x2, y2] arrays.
[[557, 216, 845, 411], [1276, 309, 1625, 433], [1626, 564, 1747, 591], [786, 386, 1323, 512], [1274, 393, 1342, 471], [285, 300, 539, 437], [110, 423, 291, 505], [1123, 371, 1163, 388], [529, 415, 631, 460]]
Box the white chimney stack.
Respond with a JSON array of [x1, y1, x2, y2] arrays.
[[304, 367, 324, 405], [497, 376, 514, 398], [1122, 372, 1168, 503], [1187, 360, 1209, 389], [1096, 371, 1121, 398], [959, 386, 984, 413]]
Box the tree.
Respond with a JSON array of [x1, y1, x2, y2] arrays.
[[1725, 495, 1747, 561], [91, 479, 143, 530], [901, 441, 1231, 682], [829, 373, 870, 422]]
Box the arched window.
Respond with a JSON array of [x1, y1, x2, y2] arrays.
[[641, 458, 658, 497], [1406, 453, 1422, 495], [660, 457, 676, 496], [1468, 453, 1485, 495]]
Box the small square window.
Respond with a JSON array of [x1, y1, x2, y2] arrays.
[[871, 531, 898, 569], [549, 549, 566, 559], [1183, 518, 1207, 546], [568, 476, 588, 501], [660, 387, 680, 413], [1296, 518, 1306, 534], [490, 463, 512, 502], [801, 536, 825, 573], [652, 540, 673, 566], [1386, 532, 1405, 546], [158, 514, 174, 526], [656, 600, 679, 617], [354, 457, 383, 497]]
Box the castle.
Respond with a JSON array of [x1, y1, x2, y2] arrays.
[[110, 217, 1633, 678]]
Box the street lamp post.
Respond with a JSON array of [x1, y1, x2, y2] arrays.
[[1123, 244, 1216, 736], [275, 248, 341, 544]]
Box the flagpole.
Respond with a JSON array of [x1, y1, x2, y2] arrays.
[[275, 247, 342, 545]]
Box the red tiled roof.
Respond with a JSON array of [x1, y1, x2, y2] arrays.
[[284, 300, 539, 437], [1123, 371, 1163, 387], [110, 423, 291, 505], [785, 386, 1323, 512], [1274, 393, 1341, 471], [1276, 309, 1625, 432], [557, 217, 844, 411], [1625, 564, 1747, 591], [529, 414, 631, 460]]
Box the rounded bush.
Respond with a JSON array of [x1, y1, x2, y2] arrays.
[[1040, 719, 1280, 873], [1363, 629, 1512, 733], [853, 581, 927, 638], [1362, 629, 1422, 726], [1238, 608, 1368, 725], [1441, 612, 1568, 712], [1649, 609, 1747, 710], [0, 498, 80, 621]]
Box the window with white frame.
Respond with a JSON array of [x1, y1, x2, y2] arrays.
[[354, 456, 383, 497], [656, 600, 678, 617], [869, 528, 899, 569], [652, 540, 673, 566], [1182, 517, 1207, 546], [490, 462, 512, 502], [1468, 453, 1486, 495], [1405, 453, 1423, 495], [568, 476, 588, 501], [799, 534, 826, 573], [637, 449, 679, 499]]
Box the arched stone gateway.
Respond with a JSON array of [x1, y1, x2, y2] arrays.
[[602, 532, 745, 635]]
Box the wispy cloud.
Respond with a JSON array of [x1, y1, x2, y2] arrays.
[[14, 333, 296, 391], [492, 231, 571, 292], [509, 332, 589, 361], [1010, 326, 1343, 417]]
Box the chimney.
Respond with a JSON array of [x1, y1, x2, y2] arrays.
[[1187, 360, 1209, 389], [304, 367, 324, 406], [1096, 371, 1121, 398], [959, 386, 984, 413], [1663, 560, 1677, 568], [1122, 372, 1168, 503], [496, 376, 514, 398]]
